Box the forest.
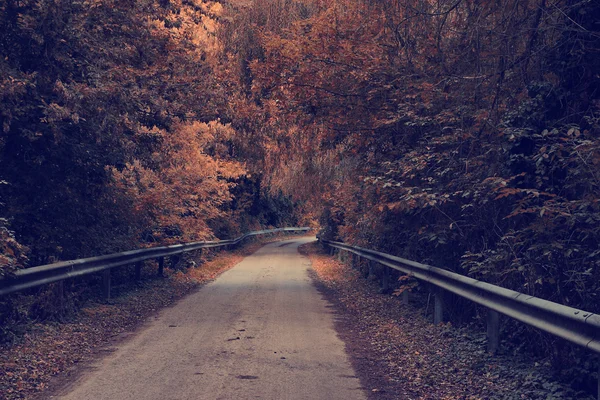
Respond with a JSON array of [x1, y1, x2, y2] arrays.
[[0, 0, 599, 395]]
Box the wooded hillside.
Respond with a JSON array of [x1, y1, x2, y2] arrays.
[[1, 0, 599, 386]]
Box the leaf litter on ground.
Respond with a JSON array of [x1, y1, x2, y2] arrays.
[[299, 242, 592, 400]]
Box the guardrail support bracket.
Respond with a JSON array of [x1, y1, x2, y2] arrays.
[[362, 262, 369, 279], [102, 270, 111, 300], [352, 254, 360, 270], [135, 262, 142, 281], [158, 257, 164, 277], [368, 261, 376, 281], [434, 288, 444, 324], [381, 267, 390, 293], [487, 309, 500, 354], [402, 290, 409, 305], [55, 281, 64, 313]]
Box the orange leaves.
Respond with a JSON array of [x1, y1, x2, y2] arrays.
[[109, 120, 245, 243], [392, 274, 418, 297], [0, 223, 29, 278], [379, 202, 403, 212]]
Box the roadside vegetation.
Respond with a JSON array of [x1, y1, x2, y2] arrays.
[[1, 0, 599, 396]]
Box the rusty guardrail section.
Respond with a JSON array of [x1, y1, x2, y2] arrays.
[[0, 227, 310, 297], [319, 239, 600, 355]]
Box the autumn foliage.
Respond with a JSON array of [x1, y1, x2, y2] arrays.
[[1, 0, 599, 382], [0, 0, 300, 268], [218, 0, 600, 369]]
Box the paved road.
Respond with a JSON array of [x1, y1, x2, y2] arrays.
[[55, 237, 366, 400]]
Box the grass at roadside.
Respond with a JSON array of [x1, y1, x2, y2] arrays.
[[0, 234, 303, 400]]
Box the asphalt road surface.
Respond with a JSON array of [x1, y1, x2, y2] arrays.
[[54, 237, 366, 400]]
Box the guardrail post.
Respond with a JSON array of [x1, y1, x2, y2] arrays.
[[55, 281, 64, 312], [157, 257, 164, 277], [434, 287, 444, 324], [337, 249, 343, 262], [487, 309, 500, 354], [135, 261, 142, 281], [368, 261, 376, 280], [598, 360, 600, 400], [402, 290, 409, 305], [102, 270, 111, 300], [381, 267, 390, 293], [362, 261, 369, 279]]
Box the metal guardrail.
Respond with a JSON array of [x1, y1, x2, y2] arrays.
[[0, 227, 310, 297], [319, 239, 600, 356]]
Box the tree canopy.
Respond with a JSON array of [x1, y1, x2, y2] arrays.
[[1, 0, 599, 383]]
